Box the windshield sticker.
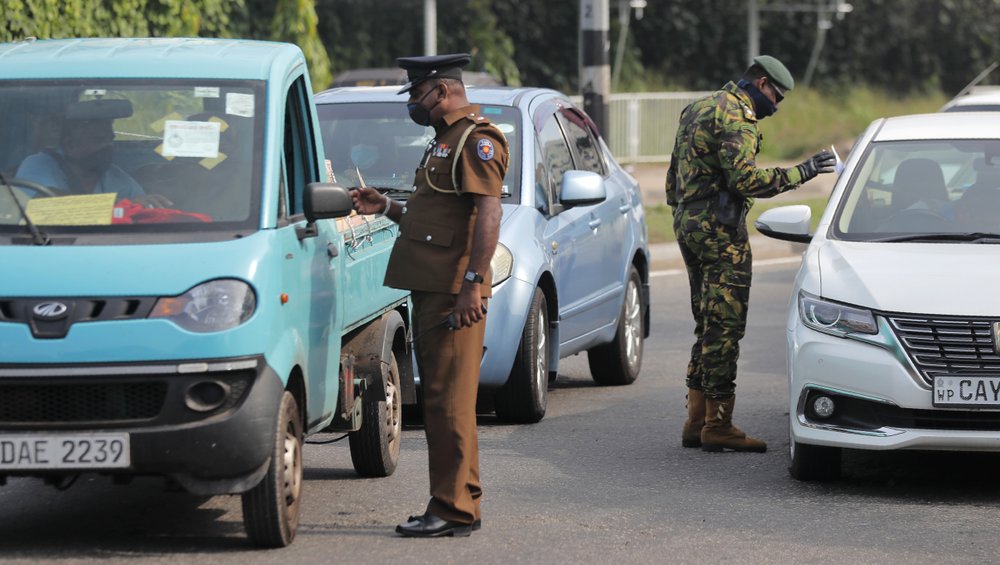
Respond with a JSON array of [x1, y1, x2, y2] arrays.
[[162, 120, 221, 158], [226, 93, 255, 117], [194, 87, 220, 98], [25, 193, 115, 226]]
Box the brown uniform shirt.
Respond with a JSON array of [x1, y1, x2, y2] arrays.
[[384, 104, 509, 296]]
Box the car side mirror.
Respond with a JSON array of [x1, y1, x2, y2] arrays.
[[560, 170, 606, 208], [754, 205, 812, 243], [304, 182, 354, 223]]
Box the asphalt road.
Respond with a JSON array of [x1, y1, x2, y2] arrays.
[[1, 263, 999, 563]]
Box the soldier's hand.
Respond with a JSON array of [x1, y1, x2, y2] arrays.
[[796, 150, 837, 182], [349, 186, 389, 215]]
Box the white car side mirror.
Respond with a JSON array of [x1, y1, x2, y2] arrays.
[[755, 205, 812, 243]]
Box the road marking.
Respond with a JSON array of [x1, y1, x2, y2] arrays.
[[650, 256, 801, 278]]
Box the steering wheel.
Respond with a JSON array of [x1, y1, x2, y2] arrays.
[[4, 178, 61, 197], [881, 206, 952, 232]]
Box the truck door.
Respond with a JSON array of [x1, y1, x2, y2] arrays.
[[277, 75, 342, 429]]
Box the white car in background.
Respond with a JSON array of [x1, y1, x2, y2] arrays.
[[756, 112, 1000, 481]]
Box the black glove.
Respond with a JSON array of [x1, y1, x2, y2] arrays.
[[796, 150, 837, 182]]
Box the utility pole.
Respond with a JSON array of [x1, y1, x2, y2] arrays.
[[424, 0, 437, 56], [580, 0, 610, 138], [747, 0, 853, 83]]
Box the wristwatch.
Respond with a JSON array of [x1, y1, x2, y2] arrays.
[[464, 270, 484, 284]]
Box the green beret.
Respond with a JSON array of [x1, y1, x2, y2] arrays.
[[752, 55, 794, 92]]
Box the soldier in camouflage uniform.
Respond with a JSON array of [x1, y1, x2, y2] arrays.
[[665, 55, 835, 453]]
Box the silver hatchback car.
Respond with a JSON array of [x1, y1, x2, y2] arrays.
[[314, 86, 650, 423]]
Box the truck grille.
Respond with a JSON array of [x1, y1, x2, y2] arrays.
[[0, 381, 167, 424], [886, 315, 1000, 385]]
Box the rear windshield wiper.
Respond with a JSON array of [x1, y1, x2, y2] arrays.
[[0, 174, 50, 246], [871, 232, 1000, 243]]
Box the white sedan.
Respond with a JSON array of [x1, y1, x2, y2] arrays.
[[756, 112, 1000, 480]]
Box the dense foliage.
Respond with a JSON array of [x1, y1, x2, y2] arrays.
[[2, 0, 999, 95]]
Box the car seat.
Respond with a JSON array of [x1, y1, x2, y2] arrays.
[[890, 158, 948, 212]]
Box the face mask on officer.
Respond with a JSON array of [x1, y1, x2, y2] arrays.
[[407, 83, 442, 127], [738, 78, 778, 120], [351, 144, 379, 170]]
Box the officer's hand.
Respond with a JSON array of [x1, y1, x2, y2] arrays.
[[349, 186, 388, 215], [796, 150, 837, 182], [452, 287, 486, 329]]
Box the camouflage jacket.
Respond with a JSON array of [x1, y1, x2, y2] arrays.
[[665, 81, 804, 209]]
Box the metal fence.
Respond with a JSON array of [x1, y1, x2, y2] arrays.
[[572, 91, 710, 164]]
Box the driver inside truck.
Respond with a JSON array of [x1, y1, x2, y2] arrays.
[[15, 99, 171, 208]]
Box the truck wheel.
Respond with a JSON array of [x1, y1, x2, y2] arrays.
[[495, 287, 548, 424], [588, 266, 643, 386], [789, 432, 841, 481], [242, 391, 303, 548], [349, 348, 403, 477]]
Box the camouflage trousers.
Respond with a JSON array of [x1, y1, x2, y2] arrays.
[[673, 202, 752, 398]]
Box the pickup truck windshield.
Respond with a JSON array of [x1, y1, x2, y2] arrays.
[[316, 101, 520, 201], [0, 79, 264, 238]]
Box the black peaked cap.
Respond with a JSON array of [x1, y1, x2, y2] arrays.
[[396, 53, 471, 94]]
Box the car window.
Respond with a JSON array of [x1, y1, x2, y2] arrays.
[[0, 79, 263, 235], [282, 76, 320, 217], [533, 139, 553, 215], [315, 101, 521, 202], [557, 108, 605, 176], [536, 113, 574, 201], [832, 139, 1000, 238]]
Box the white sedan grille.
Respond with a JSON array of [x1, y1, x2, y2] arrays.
[[887, 316, 1000, 385]]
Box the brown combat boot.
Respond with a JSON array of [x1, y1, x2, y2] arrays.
[[681, 388, 705, 448], [701, 396, 767, 453]]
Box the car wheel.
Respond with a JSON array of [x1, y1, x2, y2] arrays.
[[349, 347, 403, 477], [588, 265, 643, 386], [242, 390, 303, 547], [494, 287, 549, 424], [788, 431, 841, 481]]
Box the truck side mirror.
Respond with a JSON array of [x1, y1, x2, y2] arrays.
[[304, 182, 354, 223]]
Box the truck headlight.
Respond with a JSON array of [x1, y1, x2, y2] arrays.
[[798, 291, 877, 337], [150, 279, 256, 332], [490, 242, 513, 286]]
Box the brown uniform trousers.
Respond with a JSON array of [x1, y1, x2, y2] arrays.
[[411, 291, 487, 524]]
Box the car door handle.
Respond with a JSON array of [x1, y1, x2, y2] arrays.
[[588, 219, 602, 229], [619, 197, 631, 214]]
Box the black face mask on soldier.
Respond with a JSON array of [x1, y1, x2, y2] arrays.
[[738, 79, 778, 119], [407, 84, 442, 127]]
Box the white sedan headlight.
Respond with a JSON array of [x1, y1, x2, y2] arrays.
[[150, 279, 256, 332], [490, 242, 513, 286], [798, 291, 877, 337]]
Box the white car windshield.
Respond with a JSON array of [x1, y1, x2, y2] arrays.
[[0, 80, 264, 235], [832, 139, 1000, 241]]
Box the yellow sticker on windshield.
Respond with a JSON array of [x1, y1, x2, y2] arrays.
[[25, 193, 116, 226]]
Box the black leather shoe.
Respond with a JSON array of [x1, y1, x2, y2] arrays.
[[395, 512, 474, 537], [472, 518, 482, 531]]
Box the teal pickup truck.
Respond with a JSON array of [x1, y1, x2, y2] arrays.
[[0, 38, 412, 547]]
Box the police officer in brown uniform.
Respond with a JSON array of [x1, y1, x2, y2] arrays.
[[350, 53, 508, 538]]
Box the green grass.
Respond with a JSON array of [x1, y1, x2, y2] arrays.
[[756, 86, 948, 161], [645, 197, 830, 244]]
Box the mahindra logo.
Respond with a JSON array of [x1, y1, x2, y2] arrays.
[[32, 302, 68, 319]]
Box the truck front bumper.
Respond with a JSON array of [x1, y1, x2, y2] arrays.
[[0, 356, 283, 495]]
